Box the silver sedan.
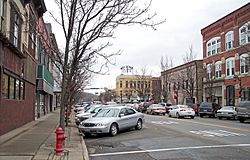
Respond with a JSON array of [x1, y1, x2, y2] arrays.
[[78, 106, 145, 136], [217, 106, 237, 120]]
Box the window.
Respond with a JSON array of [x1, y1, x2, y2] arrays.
[[120, 81, 122, 88], [207, 64, 212, 80], [225, 31, 234, 50], [215, 61, 222, 78], [206, 37, 221, 57], [239, 21, 250, 45], [9, 77, 15, 99], [240, 54, 249, 74], [130, 81, 132, 88], [13, 11, 19, 47], [2, 73, 8, 98], [125, 81, 128, 88], [15, 79, 20, 99], [133, 81, 136, 89], [226, 57, 235, 77], [2, 74, 24, 100]]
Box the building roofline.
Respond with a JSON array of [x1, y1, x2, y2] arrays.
[[161, 59, 203, 74], [201, 2, 250, 32]]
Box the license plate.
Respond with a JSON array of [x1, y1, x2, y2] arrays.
[[188, 112, 191, 114]]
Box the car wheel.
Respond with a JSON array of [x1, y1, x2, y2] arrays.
[[163, 113, 166, 116], [135, 119, 142, 130], [110, 123, 118, 136], [176, 113, 180, 118], [218, 116, 222, 120], [84, 133, 91, 137], [239, 118, 245, 123], [199, 114, 203, 118], [190, 116, 194, 119], [169, 114, 172, 117]]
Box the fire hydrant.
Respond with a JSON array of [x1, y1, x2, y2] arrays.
[[55, 127, 67, 155]]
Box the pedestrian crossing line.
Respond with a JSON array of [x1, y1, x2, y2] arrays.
[[189, 130, 246, 137], [89, 144, 250, 157]]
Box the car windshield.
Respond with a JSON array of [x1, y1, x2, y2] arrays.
[[94, 108, 120, 117], [179, 105, 188, 108], [221, 106, 234, 110]]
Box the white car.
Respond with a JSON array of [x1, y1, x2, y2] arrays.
[[169, 105, 195, 119], [217, 106, 237, 120]]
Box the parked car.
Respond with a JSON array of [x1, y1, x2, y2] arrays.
[[186, 103, 200, 115], [168, 105, 195, 119], [165, 106, 174, 114], [138, 102, 152, 113], [198, 102, 221, 118], [75, 105, 104, 126], [146, 104, 166, 115], [237, 101, 250, 123], [78, 106, 145, 136], [217, 106, 237, 120], [159, 103, 172, 113]]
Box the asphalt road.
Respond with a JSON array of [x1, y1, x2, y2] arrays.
[[85, 114, 250, 160]]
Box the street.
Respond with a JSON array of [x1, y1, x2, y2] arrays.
[[85, 114, 250, 160]]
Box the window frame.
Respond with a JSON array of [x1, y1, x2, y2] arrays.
[[239, 21, 250, 45], [240, 53, 249, 74], [226, 57, 235, 77], [207, 63, 212, 80], [225, 31, 234, 50], [215, 61, 222, 79], [206, 37, 221, 57]]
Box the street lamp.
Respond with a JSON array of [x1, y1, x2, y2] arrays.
[[234, 75, 242, 100]]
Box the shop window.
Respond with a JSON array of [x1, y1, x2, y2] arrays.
[[2, 73, 9, 98], [15, 79, 20, 100]]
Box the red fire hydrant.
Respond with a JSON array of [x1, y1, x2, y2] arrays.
[[55, 127, 67, 155]]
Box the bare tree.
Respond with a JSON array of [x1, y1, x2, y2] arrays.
[[160, 55, 173, 103], [49, 0, 164, 130], [134, 67, 152, 102], [177, 45, 197, 104]]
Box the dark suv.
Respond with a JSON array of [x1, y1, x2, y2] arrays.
[[199, 102, 221, 118], [138, 102, 152, 113], [237, 101, 250, 123]]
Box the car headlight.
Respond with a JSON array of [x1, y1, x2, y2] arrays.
[[95, 123, 108, 127]]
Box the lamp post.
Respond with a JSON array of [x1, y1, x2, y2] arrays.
[[234, 75, 242, 101]]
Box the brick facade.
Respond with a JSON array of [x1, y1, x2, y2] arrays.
[[201, 2, 250, 106]]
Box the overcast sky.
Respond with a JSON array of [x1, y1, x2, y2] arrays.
[[44, 0, 249, 93]]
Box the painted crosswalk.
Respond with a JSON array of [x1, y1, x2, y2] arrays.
[[151, 121, 179, 125], [190, 130, 246, 137]]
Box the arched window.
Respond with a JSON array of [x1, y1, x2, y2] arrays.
[[240, 53, 249, 74], [239, 21, 250, 45], [226, 57, 235, 77], [225, 31, 234, 50], [215, 61, 222, 78], [206, 37, 221, 57]]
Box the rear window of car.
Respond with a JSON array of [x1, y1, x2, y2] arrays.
[[200, 103, 213, 108]]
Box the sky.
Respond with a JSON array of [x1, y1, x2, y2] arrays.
[[43, 0, 249, 94]]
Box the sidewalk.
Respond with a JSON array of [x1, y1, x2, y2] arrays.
[[0, 109, 89, 160]]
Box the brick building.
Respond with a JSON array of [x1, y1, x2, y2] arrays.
[[0, 0, 46, 135], [161, 60, 204, 105], [201, 2, 250, 106], [152, 77, 161, 103]]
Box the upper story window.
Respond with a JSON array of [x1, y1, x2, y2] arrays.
[[240, 54, 249, 74], [120, 80, 122, 88], [215, 61, 222, 78], [125, 81, 128, 88], [226, 57, 235, 77], [206, 37, 221, 57], [13, 11, 19, 47], [207, 63, 212, 80], [239, 21, 250, 45], [225, 31, 234, 50]]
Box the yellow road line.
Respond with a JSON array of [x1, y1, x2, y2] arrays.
[[168, 118, 250, 132]]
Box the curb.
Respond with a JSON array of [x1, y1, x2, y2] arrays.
[[80, 134, 89, 160]]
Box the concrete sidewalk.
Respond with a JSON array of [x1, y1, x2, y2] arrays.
[[0, 109, 89, 160]]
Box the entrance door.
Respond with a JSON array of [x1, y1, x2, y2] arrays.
[[226, 85, 235, 106]]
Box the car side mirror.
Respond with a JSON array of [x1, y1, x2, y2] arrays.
[[119, 113, 125, 117]]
